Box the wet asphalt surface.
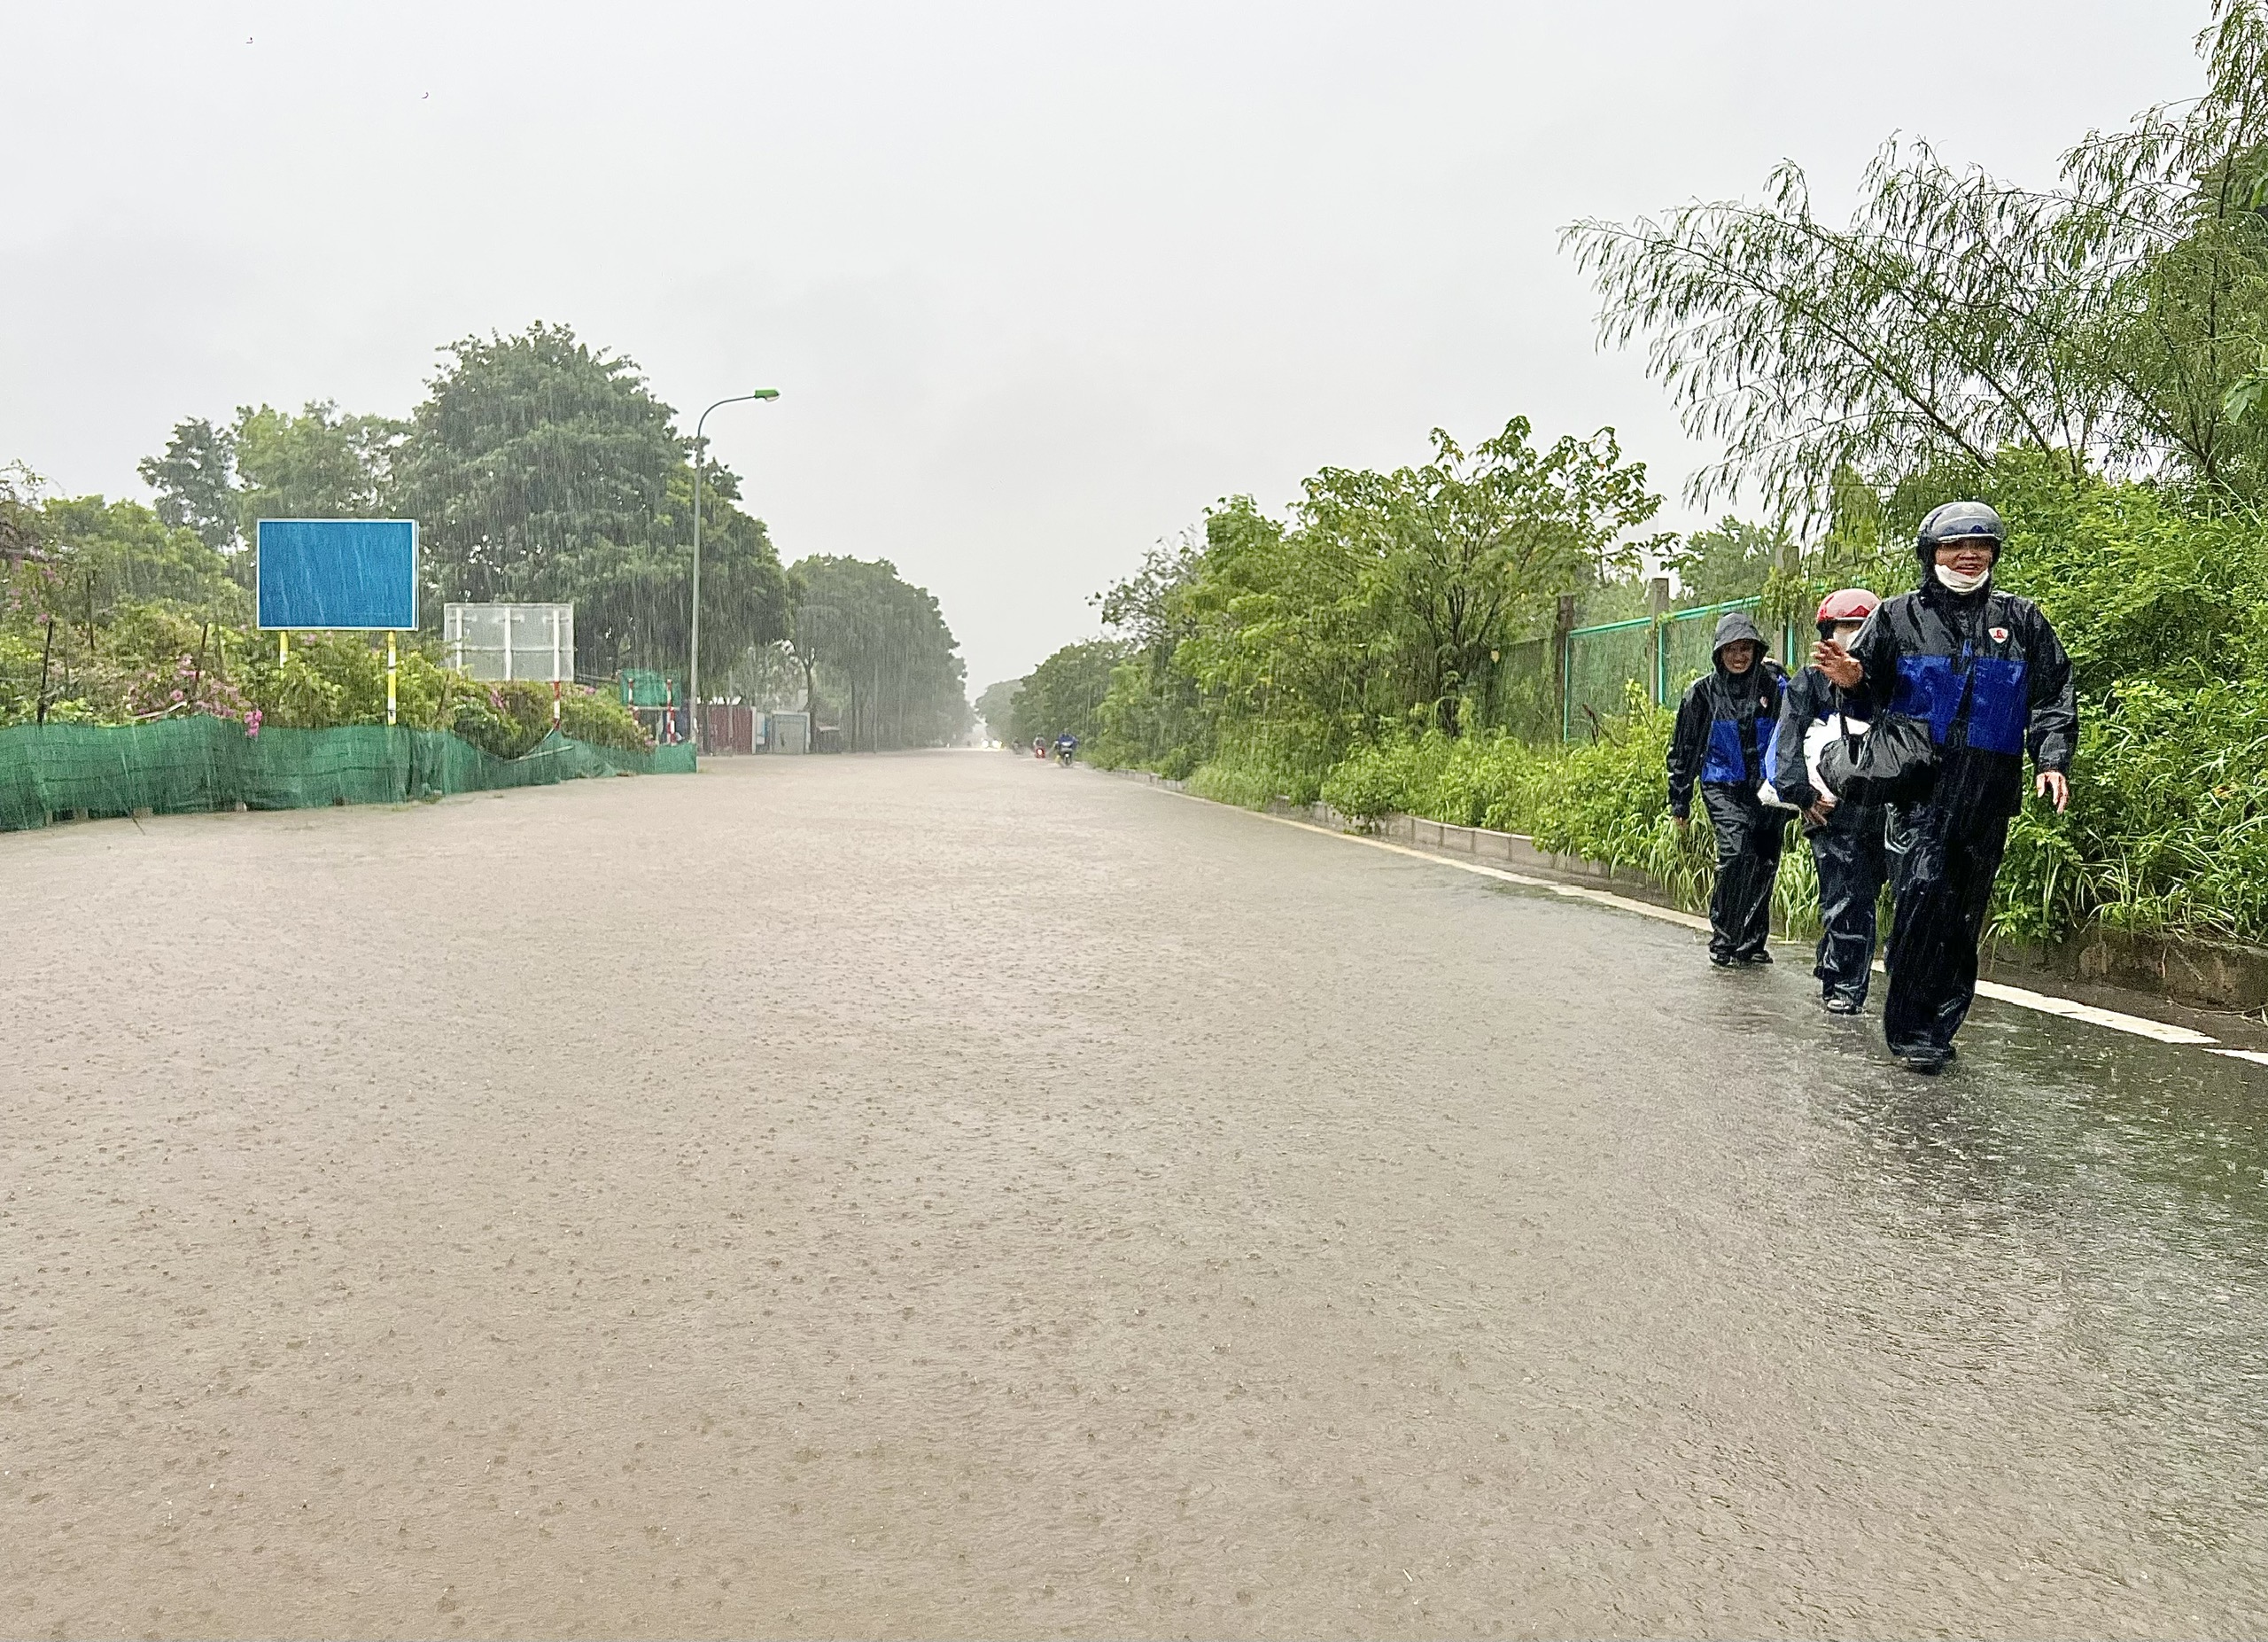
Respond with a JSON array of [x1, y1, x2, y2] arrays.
[[4, 750, 2268, 1638]]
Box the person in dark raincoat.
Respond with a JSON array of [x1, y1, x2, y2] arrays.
[[1667, 610, 1789, 967], [1770, 588, 1887, 1015], [1814, 501, 2077, 1073]]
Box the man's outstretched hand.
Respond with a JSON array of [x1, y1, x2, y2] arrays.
[[1813, 639, 1862, 689], [2036, 769, 2070, 813]]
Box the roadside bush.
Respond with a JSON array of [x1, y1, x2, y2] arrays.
[[439, 679, 649, 759], [558, 687, 649, 752], [1313, 691, 1781, 926], [1186, 754, 1293, 809], [0, 580, 654, 759], [1318, 740, 1419, 822], [2011, 678, 2268, 945], [1154, 743, 1199, 782], [1187, 746, 1317, 808]]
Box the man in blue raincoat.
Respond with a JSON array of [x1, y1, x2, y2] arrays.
[[1815, 502, 2077, 1073], [1667, 610, 1789, 967]]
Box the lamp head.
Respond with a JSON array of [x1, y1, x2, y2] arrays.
[[752, 388, 781, 401]]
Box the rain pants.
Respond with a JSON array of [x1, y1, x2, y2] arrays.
[[1666, 611, 1788, 963], [1770, 665, 1887, 1007], [1845, 576, 2076, 1060]]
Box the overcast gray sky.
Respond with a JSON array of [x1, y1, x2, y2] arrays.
[[1, 2, 2210, 691]]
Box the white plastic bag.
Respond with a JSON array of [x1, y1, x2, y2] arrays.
[[1759, 712, 1868, 809]]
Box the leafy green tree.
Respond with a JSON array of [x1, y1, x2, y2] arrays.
[[234, 401, 403, 538], [548, 465, 788, 680], [1669, 517, 1788, 605], [40, 495, 244, 614], [395, 324, 678, 605], [137, 418, 241, 556], [1091, 533, 1208, 770], [0, 461, 48, 570], [1565, 0, 2268, 510], [1155, 420, 1663, 747], [974, 677, 1023, 742], [1085, 417, 1664, 781], [1303, 419, 1663, 735], [1007, 639, 1125, 750], [788, 556, 970, 749], [0, 482, 248, 726], [392, 323, 788, 676], [1166, 493, 1364, 754]]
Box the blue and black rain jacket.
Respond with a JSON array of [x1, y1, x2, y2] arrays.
[[1666, 612, 1786, 821], [1845, 581, 2076, 819]]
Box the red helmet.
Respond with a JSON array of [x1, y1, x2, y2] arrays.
[[1815, 588, 1880, 631]]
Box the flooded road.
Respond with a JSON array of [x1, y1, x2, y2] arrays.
[[5, 751, 2267, 1637]]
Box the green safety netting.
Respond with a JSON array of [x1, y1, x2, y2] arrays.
[[1562, 598, 1773, 739], [1486, 637, 1557, 743], [0, 718, 695, 834], [1564, 618, 1655, 738], [617, 669, 685, 708]]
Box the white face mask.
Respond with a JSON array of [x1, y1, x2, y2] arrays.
[[1935, 561, 1992, 595]]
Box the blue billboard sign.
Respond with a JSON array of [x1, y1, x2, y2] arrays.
[[256, 518, 418, 630]]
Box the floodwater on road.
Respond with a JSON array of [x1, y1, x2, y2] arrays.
[[4, 751, 2267, 1638]]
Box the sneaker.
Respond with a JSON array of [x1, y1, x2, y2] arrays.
[[1709, 952, 1734, 968], [1735, 949, 1774, 966], [1824, 995, 1862, 1015], [1899, 1052, 1950, 1075]]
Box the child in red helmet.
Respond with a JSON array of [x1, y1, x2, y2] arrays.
[[1770, 589, 1887, 1013]]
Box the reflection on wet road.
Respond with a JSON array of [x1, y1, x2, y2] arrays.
[[4, 751, 2265, 1636]]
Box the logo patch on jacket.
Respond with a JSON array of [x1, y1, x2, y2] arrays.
[[1989, 626, 2009, 644]]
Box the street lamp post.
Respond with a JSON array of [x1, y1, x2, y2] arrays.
[[690, 387, 780, 751]]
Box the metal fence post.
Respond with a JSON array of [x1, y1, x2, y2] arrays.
[[1775, 536, 1801, 668], [1648, 576, 1671, 705], [1555, 594, 1577, 742]]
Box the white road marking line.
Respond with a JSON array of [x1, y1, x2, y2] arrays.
[[1148, 782, 2234, 1053], [1250, 807, 1708, 931], [1970, 979, 2218, 1046]]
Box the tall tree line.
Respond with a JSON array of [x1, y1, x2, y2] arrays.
[[780, 556, 971, 751], [136, 322, 791, 681], [1052, 414, 1667, 776]]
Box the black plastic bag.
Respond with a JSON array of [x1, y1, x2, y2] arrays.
[[1818, 712, 1938, 807]]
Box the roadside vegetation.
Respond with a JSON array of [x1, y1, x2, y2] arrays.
[[774, 556, 971, 751], [4, 323, 972, 755], [1012, 3, 2268, 950]]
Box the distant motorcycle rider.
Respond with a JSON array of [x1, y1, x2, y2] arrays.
[[1667, 610, 1789, 967], [1771, 589, 1887, 1015], [1815, 502, 2077, 1073], [1053, 731, 1079, 766]]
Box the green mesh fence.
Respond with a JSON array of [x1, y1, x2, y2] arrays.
[[618, 669, 684, 708], [1564, 618, 1655, 739], [1485, 636, 1557, 742], [1562, 597, 1766, 740], [0, 719, 695, 834]]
